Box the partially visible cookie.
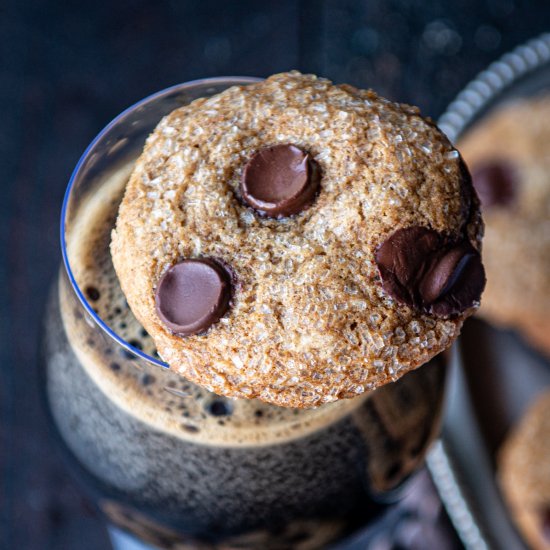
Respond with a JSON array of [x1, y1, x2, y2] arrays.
[[499, 390, 550, 550], [111, 71, 484, 408], [459, 96, 550, 355]]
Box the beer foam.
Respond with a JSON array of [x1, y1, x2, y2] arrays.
[[62, 161, 368, 446]]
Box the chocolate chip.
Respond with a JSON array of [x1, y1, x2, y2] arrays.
[[419, 245, 469, 304], [471, 161, 517, 209], [155, 259, 231, 336], [375, 227, 440, 306], [375, 226, 485, 317], [429, 246, 485, 317], [240, 144, 320, 218]]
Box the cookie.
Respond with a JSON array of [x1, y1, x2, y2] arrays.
[[458, 96, 550, 355], [111, 71, 484, 408], [499, 390, 550, 550]]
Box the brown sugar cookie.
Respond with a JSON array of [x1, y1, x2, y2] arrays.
[[499, 390, 550, 550], [111, 71, 484, 408], [459, 96, 550, 356]]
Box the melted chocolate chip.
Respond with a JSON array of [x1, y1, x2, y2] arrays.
[[155, 259, 231, 336], [430, 248, 485, 317], [471, 161, 517, 209], [375, 226, 485, 317], [376, 227, 440, 306], [419, 245, 470, 304], [240, 144, 320, 218]]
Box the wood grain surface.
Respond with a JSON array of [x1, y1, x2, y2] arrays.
[[1, 0, 549, 548]]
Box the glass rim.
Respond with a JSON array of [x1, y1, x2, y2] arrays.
[[60, 76, 262, 367]]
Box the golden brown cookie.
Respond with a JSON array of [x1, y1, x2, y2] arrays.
[[459, 96, 550, 355], [111, 71, 484, 408], [499, 390, 550, 550]]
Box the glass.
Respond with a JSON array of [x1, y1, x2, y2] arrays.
[[41, 77, 448, 549]]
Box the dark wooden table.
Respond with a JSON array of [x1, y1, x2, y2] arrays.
[[2, 1, 549, 548]]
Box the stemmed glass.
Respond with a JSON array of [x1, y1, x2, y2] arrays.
[[41, 77, 448, 550]]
